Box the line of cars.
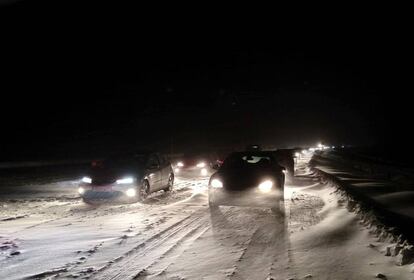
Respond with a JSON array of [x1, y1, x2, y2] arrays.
[[78, 146, 294, 213], [173, 152, 219, 178]]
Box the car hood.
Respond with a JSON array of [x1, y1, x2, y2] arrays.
[[88, 166, 145, 185]]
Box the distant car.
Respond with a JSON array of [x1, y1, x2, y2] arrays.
[[174, 152, 217, 177], [208, 151, 286, 212], [78, 152, 174, 203]]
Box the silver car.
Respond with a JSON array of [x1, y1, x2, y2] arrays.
[[78, 152, 174, 203]]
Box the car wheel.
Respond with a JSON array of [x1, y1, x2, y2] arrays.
[[164, 174, 174, 192], [139, 180, 150, 201]]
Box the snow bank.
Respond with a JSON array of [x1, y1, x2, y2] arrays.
[[311, 153, 414, 266]]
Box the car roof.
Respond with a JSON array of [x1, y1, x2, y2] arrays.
[[229, 151, 276, 158]]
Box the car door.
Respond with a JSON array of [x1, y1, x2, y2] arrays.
[[146, 154, 163, 191], [158, 153, 171, 186]]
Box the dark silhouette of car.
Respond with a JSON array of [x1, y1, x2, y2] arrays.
[[208, 151, 285, 212], [273, 149, 295, 181], [78, 152, 174, 203]]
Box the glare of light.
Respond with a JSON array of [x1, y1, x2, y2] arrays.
[[318, 143, 323, 148], [211, 179, 223, 188], [82, 177, 92, 184], [126, 188, 136, 197], [295, 152, 300, 157], [282, 169, 288, 174], [177, 162, 184, 167], [201, 168, 207, 176], [309, 148, 316, 152], [175, 168, 180, 173], [258, 180, 273, 192], [78, 187, 85, 194], [302, 150, 307, 154], [116, 177, 134, 184], [196, 162, 206, 168]]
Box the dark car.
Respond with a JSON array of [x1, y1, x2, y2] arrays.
[[78, 152, 174, 203], [208, 151, 286, 212], [273, 149, 295, 181]]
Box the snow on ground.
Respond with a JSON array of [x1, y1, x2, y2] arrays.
[[1, 156, 413, 279], [311, 151, 414, 239]]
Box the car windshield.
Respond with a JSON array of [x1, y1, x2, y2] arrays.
[[221, 152, 274, 169], [94, 154, 148, 170]]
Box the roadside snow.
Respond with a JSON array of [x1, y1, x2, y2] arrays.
[[1, 155, 413, 279]]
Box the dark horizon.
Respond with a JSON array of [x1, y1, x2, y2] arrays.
[[1, 2, 411, 160]]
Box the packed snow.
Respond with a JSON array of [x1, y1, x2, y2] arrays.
[[1, 154, 413, 279]]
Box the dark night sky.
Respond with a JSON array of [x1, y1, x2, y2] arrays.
[[0, 2, 412, 160]]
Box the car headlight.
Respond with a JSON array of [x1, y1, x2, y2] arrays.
[[196, 162, 206, 168], [258, 180, 273, 192], [211, 179, 223, 188], [116, 177, 134, 184], [78, 187, 85, 194], [81, 177, 92, 184], [126, 188, 136, 197], [177, 162, 184, 167]]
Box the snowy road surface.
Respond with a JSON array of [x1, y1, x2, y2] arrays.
[[1, 157, 412, 279]]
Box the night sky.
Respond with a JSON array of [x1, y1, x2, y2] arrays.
[[1, 2, 411, 160]]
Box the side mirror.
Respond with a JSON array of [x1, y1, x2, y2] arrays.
[[212, 163, 220, 170]]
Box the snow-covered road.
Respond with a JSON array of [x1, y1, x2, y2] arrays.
[[1, 157, 412, 279]]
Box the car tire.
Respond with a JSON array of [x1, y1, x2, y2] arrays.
[[139, 180, 150, 201], [164, 174, 174, 192]]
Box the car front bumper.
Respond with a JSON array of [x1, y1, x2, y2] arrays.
[[208, 187, 283, 208], [79, 183, 137, 202]]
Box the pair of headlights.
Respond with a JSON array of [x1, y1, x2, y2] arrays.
[[176, 162, 206, 168], [81, 177, 134, 185], [210, 179, 274, 192]]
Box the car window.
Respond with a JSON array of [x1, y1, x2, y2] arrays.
[[222, 153, 274, 168], [242, 156, 271, 163], [158, 154, 166, 165], [147, 155, 160, 167]]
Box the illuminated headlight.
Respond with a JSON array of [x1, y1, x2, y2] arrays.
[[211, 179, 223, 188], [177, 162, 184, 167], [282, 169, 288, 174], [116, 177, 134, 184], [295, 152, 300, 157], [196, 162, 206, 168], [201, 168, 207, 176], [78, 187, 85, 194], [126, 188, 136, 197], [175, 168, 180, 173], [81, 177, 92, 184], [258, 180, 273, 192]]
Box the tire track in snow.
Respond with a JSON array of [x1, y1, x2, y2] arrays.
[[132, 223, 210, 279], [228, 215, 291, 280], [89, 208, 210, 280]]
